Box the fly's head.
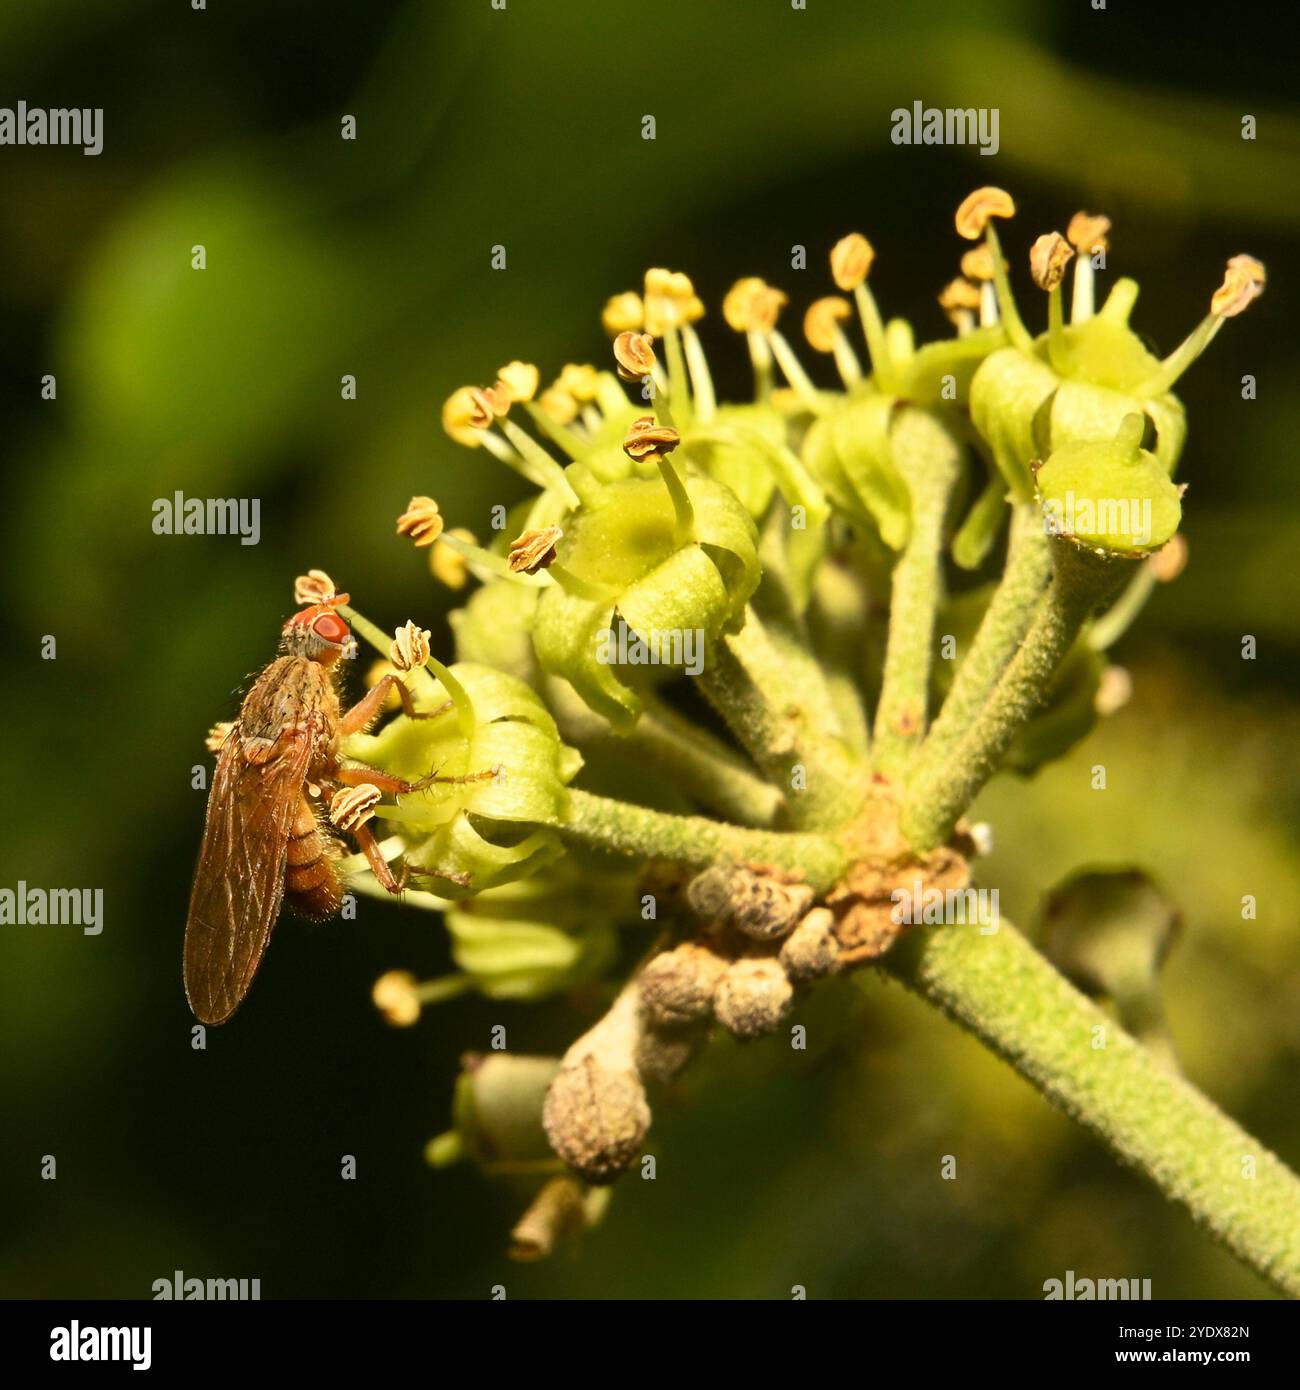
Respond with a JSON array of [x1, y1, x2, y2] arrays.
[[282, 596, 358, 666]]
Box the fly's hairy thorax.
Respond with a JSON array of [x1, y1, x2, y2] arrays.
[[238, 655, 342, 771]]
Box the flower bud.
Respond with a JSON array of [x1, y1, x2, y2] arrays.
[[803, 296, 851, 353], [713, 956, 794, 1039], [372, 969, 421, 1026], [497, 360, 539, 403], [639, 941, 730, 1026], [603, 291, 644, 335], [778, 907, 840, 982]]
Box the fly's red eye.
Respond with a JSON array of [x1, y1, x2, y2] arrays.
[[313, 612, 349, 644]]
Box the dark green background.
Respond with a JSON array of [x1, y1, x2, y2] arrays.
[[2, 0, 1297, 1298]]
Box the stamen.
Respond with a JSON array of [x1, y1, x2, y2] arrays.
[[602, 292, 644, 335], [937, 279, 980, 337], [431, 528, 476, 590], [389, 620, 432, 673], [1066, 212, 1110, 323], [508, 526, 563, 575], [804, 296, 862, 383], [396, 496, 444, 547], [828, 233, 894, 389], [497, 361, 539, 403], [1030, 232, 1075, 367], [1135, 255, 1265, 397], [680, 321, 717, 422]]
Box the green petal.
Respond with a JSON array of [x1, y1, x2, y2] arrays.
[[970, 345, 1059, 502]]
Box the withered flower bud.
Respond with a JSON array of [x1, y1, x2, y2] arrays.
[[778, 907, 840, 982], [543, 987, 650, 1184], [714, 957, 794, 1039], [955, 186, 1016, 240], [508, 525, 563, 574], [396, 495, 444, 547], [687, 863, 813, 941], [639, 942, 730, 1027]]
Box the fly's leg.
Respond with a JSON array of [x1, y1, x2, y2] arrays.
[[333, 761, 502, 795], [350, 821, 409, 895], [338, 676, 454, 736]]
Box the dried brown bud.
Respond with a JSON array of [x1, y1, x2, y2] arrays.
[[497, 360, 539, 404], [955, 186, 1016, 240], [613, 330, 657, 381], [803, 296, 852, 353], [639, 942, 730, 1027], [778, 907, 840, 982], [396, 496, 444, 547], [508, 525, 562, 574], [372, 969, 421, 1027], [205, 720, 235, 754], [829, 232, 875, 290], [293, 569, 338, 605], [622, 415, 681, 462], [687, 863, 814, 941], [602, 292, 644, 335], [330, 782, 382, 833], [1029, 232, 1075, 292], [389, 619, 432, 672], [714, 957, 794, 1039], [543, 988, 650, 1184], [1066, 211, 1111, 253]]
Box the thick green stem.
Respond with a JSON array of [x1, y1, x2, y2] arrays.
[[902, 545, 1131, 850], [695, 606, 866, 831], [915, 503, 1051, 776], [880, 919, 1300, 1297], [873, 408, 962, 776], [630, 697, 783, 828], [559, 788, 845, 890]]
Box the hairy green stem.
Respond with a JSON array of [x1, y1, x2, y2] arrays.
[[914, 503, 1051, 776], [559, 788, 845, 890], [695, 606, 866, 831], [873, 408, 962, 776], [630, 697, 783, 828], [880, 919, 1300, 1297], [902, 545, 1131, 851]]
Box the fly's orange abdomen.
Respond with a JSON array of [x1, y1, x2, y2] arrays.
[[283, 797, 344, 919]]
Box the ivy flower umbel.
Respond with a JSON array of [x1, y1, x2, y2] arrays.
[[348, 194, 1293, 1288]]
